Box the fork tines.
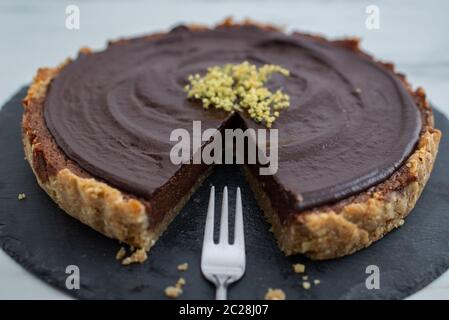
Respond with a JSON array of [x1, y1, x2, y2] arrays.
[[201, 186, 246, 300]]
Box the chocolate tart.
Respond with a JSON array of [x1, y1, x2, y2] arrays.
[[22, 20, 441, 262]]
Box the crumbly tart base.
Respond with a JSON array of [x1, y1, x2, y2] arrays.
[[22, 19, 441, 262]]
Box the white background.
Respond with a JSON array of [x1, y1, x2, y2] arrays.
[[1, 0, 448, 299]]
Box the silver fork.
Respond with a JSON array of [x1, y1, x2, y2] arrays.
[[201, 186, 246, 300]]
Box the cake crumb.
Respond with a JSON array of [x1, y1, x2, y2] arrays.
[[398, 219, 405, 226], [354, 88, 362, 94], [165, 286, 183, 298], [293, 263, 305, 273], [165, 277, 186, 298], [313, 279, 321, 285], [18, 193, 26, 200], [302, 275, 308, 280], [177, 262, 189, 271], [122, 248, 147, 265], [115, 246, 127, 260], [176, 277, 186, 288], [264, 288, 286, 300], [302, 281, 311, 290]]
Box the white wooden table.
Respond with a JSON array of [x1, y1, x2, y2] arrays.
[[1, 0, 448, 299]]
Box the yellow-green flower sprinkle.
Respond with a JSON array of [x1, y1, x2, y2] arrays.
[[185, 61, 290, 128]]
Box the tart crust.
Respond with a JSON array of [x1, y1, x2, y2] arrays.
[[21, 20, 441, 262]]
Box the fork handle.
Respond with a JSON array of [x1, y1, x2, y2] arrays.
[[216, 283, 227, 300], [214, 275, 229, 300]]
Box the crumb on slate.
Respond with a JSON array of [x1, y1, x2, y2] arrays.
[[165, 286, 183, 298], [314, 279, 321, 285], [293, 263, 305, 273], [176, 277, 186, 288], [18, 193, 26, 200], [302, 275, 308, 280], [177, 262, 189, 271], [165, 277, 186, 298], [302, 281, 311, 290], [264, 288, 286, 300]]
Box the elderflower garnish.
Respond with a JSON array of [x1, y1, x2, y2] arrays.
[[184, 61, 290, 128]]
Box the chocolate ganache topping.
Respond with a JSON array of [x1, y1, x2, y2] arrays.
[[44, 25, 421, 215]]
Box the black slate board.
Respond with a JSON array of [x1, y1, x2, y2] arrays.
[[1, 86, 449, 300]]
